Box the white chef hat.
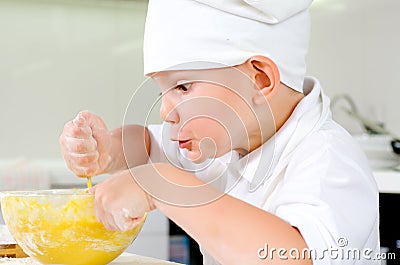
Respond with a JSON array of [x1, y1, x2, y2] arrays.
[[143, 0, 312, 92]]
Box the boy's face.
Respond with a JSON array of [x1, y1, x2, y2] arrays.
[[152, 65, 269, 163]]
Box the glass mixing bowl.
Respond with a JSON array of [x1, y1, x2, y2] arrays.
[[0, 189, 146, 265]]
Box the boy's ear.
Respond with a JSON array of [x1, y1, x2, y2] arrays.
[[245, 55, 280, 105]]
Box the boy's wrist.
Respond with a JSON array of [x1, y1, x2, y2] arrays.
[[104, 128, 124, 174]]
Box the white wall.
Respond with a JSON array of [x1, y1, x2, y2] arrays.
[[0, 0, 160, 159], [307, 0, 400, 135], [0, 0, 399, 159]]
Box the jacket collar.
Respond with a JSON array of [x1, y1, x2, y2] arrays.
[[227, 77, 329, 192]]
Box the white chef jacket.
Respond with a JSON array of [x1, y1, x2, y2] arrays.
[[147, 76, 380, 265]]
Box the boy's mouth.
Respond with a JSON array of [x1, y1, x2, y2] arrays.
[[178, 140, 191, 149]]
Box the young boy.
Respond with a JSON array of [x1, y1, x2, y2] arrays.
[[59, 0, 380, 264]]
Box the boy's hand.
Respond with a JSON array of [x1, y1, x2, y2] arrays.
[[91, 169, 155, 231], [59, 111, 111, 177]]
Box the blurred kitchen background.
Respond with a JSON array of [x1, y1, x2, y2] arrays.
[[0, 0, 399, 264]]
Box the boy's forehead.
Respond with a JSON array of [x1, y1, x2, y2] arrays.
[[152, 65, 252, 90]]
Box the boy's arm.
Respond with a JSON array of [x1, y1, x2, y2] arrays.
[[93, 162, 311, 264], [107, 124, 150, 173], [136, 163, 312, 265]]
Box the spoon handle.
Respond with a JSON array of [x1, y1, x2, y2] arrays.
[[86, 176, 93, 189]]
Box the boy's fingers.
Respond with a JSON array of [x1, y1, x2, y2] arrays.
[[72, 111, 87, 127], [79, 110, 106, 132], [64, 138, 97, 153], [88, 185, 96, 194], [63, 120, 92, 139]]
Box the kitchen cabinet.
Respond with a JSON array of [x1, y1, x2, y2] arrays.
[[373, 170, 400, 265]]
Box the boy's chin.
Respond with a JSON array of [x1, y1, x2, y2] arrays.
[[187, 149, 217, 164], [187, 151, 207, 164]]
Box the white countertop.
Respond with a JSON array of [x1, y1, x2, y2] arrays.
[[0, 225, 15, 245], [0, 253, 183, 265], [0, 226, 181, 265], [373, 170, 400, 194]]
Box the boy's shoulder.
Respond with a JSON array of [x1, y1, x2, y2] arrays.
[[288, 118, 372, 178]]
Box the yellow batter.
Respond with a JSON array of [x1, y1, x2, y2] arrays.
[[1, 190, 145, 265]]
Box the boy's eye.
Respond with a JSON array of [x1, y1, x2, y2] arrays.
[[175, 83, 192, 92], [158, 83, 191, 96]]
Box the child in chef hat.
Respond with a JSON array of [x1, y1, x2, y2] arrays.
[[59, 0, 380, 264]]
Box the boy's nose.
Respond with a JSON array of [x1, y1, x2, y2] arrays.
[[160, 96, 179, 124]]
